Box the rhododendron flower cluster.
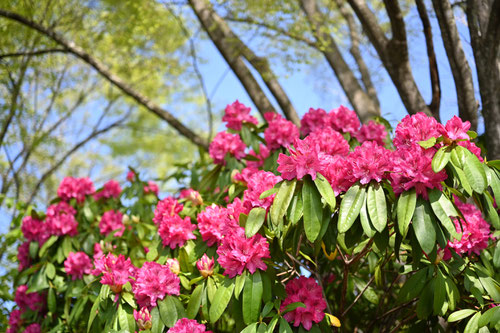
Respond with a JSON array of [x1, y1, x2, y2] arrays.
[[23, 323, 41, 333], [329, 105, 360, 134], [21, 216, 50, 245], [321, 155, 353, 195], [280, 277, 327, 330], [64, 251, 93, 280], [134, 307, 152, 331], [242, 170, 281, 210], [18, 241, 31, 271], [300, 108, 330, 136], [209, 131, 246, 164], [393, 112, 443, 149], [443, 199, 493, 259], [247, 144, 270, 169], [347, 141, 392, 184], [93, 253, 136, 293], [169, 318, 212, 333], [305, 127, 350, 156], [46, 201, 78, 236], [143, 180, 159, 195], [217, 227, 270, 278], [99, 210, 125, 237], [264, 112, 299, 150], [158, 214, 197, 249], [6, 309, 23, 333], [153, 197, 184, 225], [197, 204, 237, 246], [57, 176, 95, 203], [277, 139, 323, 181], [133, 261, 180, 308], [196, 254, 215, 278], [94, 179, 122, 200], [222, 100, 258, 131], [15, 285, 46, 313], [355, 120, 388, 146], [440, 115, 470, 141]]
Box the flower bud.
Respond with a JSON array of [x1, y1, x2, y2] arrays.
[[134, 307, 152, 331], [196, 254, 214, 278], [167, 258, 180, 275]]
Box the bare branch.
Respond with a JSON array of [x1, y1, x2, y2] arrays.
[[0, 9, 209, 150], [0, 48, 68, 59]]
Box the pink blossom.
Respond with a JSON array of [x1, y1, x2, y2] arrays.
[[93, 253, 136, 293], [21, 216, 50, 245], [46, 202, 78, 237], [169, 318, 212, 333], [134, 307, 152, 331], [264, 112, 300, 150], [217, 227, 270, 278], [393, 112, 444, 149], [329, 105, 361, 135], [99, 210, 125, 237], [222, 100, 258, 131], [94, 180, 122, 200], [153, 197, 184, 226], [197, 204, 232, 246], [23, 323, 41, 333], [243, 170, 282, 210], [196, 254, 215, 278], [158, 215, 196, 249], [144, 181, 159, 196], [280, 277, 327, 331], [132, 261, 180, 308], [127, 170, 136, 182], [18, 241, 31, 271], [247, 144, 270, 169], [441, 116, 470, 141], [321, 154, 355, 195], [232, 167, 257, 184], [93, 242, 104, 261], [277, 139, 324, 181], [390, 147, 447, 199], [15, 285, 45, 312], [57, 177, 95, 203], [226, 197, 250, 223], [458, 140, 483, 162], [64, 251, 93, 280], [7, 309, 23, 333], [305, 127, 350, 156], [347, 141, 392, 184], [301, 108, 330, 136], [179, 188, 203, 206], [166, 258, 180, 275], [209, 131, 247, 165], [355, 120, 388, 146], [443, 199, 493, 259]]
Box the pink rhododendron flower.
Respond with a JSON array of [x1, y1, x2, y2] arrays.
[[169, 318, 212, 333], [247, 144, 270, 169], [132, 261, 180, 308], [158, 215, 196, 249], [6, 309, 23, 333], [280, 277, 327, 331], [390, 147, 447, 199], [57, 177, 95, 203], [355, 120, 388, 146], [393, 112, 444, 149], [264, 112, 300, 150], [196, 254, 215, 278], [93, 253, 136, 293], [329, 105, 360, 134], [198, 204, 233, 246], [166, 258, 180, 275], [209, 131, 247, 165], [64, 251, 93, 280], [94, 180, 122, 200], [144, 181, 159, 196], [305, 127, 350, 156], [347, 141, 392, 184], [222, 100, 258, 131], [321, 154, 355, 195], [18, 241, 31, 271], [21, 216, 50, 245], [46, 201, 78, 236], [217, 227, 270, 278], [301, 108, 330, 136], [134, 307, 152, 331], [277, 139, 324, 181], [243, 170, 282, 211], [458, 140, 483, 162], [23, 323, 41, 333], [127, 170, 136, 182], [179, 188, 203, 206], [153, 197, 184, 226], [15, 285, 45, 312], [441, 116, 470, 141], [99, 210, 125, 237], [443, 199, 493, 260], [232, 167, 257, 184], [93, 242, 104, 261], [226, 197, 250, 223]]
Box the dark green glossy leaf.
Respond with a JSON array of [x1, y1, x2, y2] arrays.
[[464, 152, 487, 193], [187, 284, 204, 319], [243, 270, 263, 325], [270, 180, 296, 226], [246, 207, 267, 238], [314, 173, 336, 209], [366, 182, 387, 233], [397, 189, 416, 238], [432, 146, 451, 172], [428, 189, 460, 240], [413, 199, 436, 254], [209, 278, 235, 323], [448, 309, 477, 322], [338, 184, 366, 233], [302, 177, 323, 242]]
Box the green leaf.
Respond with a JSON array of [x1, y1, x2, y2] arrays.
[[366, 182, 387, 233], [428, 190, 460, 240], [259, 187, 279, 200], [455, 166, 473, 196], [416, 281, 434, 319], [432, 146, 451, 172], [338, 184, 366, 233], [464, 152, 487, 193], [29, 241, 39, 259], [448, 309, 477, 322], [279, 318, 293, 333], [464, 312, 481, 333], [412, 199, 436, 254], [241, 323, 258, 333], [282, 302, 306, 313], [246, 207, 267, 238], [235, 271, 247, 300], [243, 270, 263, 325], [159, 296, 178, 327], [302, 177, 323, 242], [121, 292, 136, 309], [397, 189, 416, 238], [479, 306, 500, 327], [270, 180, 296, 226], [209, 277, 235, 323], [493, 242, 500, 268], [118, 304, 130, 332], [150, 307, 164, 333], [433, 270, 446, 315], [359, 196, 375, 238], [487, 168, 500, 201], [48, 287, 56, 313], [46, 262, 56, 280], [286, 191, 303, 225], [87, 297, 100, 332], [187, 284, 204, 319], [398, 268, 428, 302], [419, 137, 437, 149], [314, 173, 336, 209], [39, 236, 58, 257]]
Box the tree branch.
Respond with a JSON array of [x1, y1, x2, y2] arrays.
[[0, 48, 68, 59], [0, 9, 209, 150]]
